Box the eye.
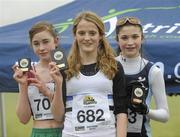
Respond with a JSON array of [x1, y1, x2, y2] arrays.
[[89, 31, 97, 36], [77, 31, 85, 36], [132, 34, 140, 39], [32, 42, 40, 47], [120, 35, 128, 41], [42, 40, 49, 44]]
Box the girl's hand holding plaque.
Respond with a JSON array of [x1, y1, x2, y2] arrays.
[[51, 47, 68, 70]]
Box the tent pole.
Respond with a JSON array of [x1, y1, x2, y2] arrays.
[[0, 93, 7, 137]]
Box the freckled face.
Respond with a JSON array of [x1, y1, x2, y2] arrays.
[[75, 19, 102, 55], [117, 26, 143, 58]]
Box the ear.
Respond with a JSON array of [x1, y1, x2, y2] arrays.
[[54, 37, 59, 48], [141, 34, 144, 43], [116, 35, 119, 41], [74, 36, 78, 44], [99, 35, 103, 43]]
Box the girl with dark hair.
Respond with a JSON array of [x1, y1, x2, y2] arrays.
[[115, 17, 169, 137]]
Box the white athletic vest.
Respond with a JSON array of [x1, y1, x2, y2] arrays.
[[63, 71, 116, 137], [28, 82, 54, 120]]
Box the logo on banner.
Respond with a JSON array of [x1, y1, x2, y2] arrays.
[[54, 6, 180, 39]]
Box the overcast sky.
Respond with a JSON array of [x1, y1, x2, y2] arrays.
[[0, 0, 74, 27]]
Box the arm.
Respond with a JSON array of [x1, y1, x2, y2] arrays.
[[147, 66, 169, 122], [113, 63, 128, 137], [49, 62, 65, 122], [16, 84, 32, 124], [27, 70, 54, 102], [12, 65, 32, 124], [51, 81, 65, 122], [116, 113, 127, 137]]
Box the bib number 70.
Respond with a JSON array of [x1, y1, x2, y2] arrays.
[[34, 98, 50, 111], [77, 109, 105, 123]]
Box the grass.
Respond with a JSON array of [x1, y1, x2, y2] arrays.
[[2, 93, 32, 137], [1, 93, 180, 137], [151, 96, 180, 137]]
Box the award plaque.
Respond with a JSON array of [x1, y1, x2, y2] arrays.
[[51, 47, 68, 70], [18, 58, 31, 72], [131, 84, 145, 105]]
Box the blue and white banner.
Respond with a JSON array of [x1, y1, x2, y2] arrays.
[[0, 0, 179, 93]]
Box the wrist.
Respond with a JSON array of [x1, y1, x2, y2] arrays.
[[45, 91, 54, 102], [19, 83, 28, 89], [145, 107, 149, 114]]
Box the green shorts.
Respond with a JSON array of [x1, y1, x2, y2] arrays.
[[31, 127, 62, 137]]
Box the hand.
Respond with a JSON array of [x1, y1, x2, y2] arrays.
[[127, 80, 148, 115], [12, 64, 28, 85], [131, 102, 149, 115], [27, 70, 49, 96], [49, 62, 63, 84]]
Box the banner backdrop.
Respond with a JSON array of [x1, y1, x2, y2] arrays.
[[0, 0, 180, 93]]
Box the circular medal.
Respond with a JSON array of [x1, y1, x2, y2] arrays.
[[20, 58, 29, 68], [134, 87, 143, 97], [54, 51, 63, 61]]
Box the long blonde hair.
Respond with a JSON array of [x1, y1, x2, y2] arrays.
[[66, 11, 118, 80]]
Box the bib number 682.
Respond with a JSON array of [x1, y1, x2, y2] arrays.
[[77, 109, 105, 123]]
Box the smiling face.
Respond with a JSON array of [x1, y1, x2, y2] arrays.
[[31, 30, 58, 61], [117, 25, 143, 58], [74, 19, 102, 57]]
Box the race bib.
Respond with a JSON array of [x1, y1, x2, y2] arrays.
[[28, 83, 54, 120], [127, 108, 143, 133], [72, 93, 111, 133], [32, 96, 52, 120]]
